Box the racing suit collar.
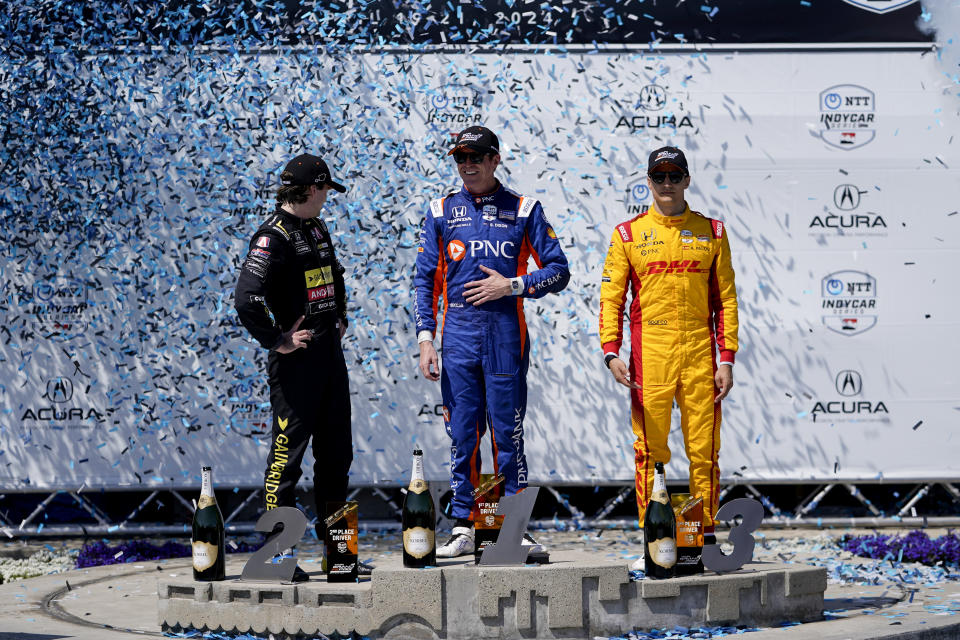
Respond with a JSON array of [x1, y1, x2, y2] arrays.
[[647, 202, 691, 226], [460, 180, 502, 203], [274, 205, 299, 223]]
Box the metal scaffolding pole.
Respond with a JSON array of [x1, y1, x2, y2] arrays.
[[18, 491, 60, 530]]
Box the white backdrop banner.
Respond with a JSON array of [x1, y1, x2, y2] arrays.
[[1, 47, 957, 489]]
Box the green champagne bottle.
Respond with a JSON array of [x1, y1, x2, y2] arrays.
[[192, 466, 226, 581], [643, 462, 677, 579], [402, 449, 436, 568]]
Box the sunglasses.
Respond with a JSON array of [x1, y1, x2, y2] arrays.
[[453, 151, 489, 164], [649, 171, 686, 184]]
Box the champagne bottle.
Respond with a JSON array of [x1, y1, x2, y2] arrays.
[[643, 462, 677, 579], [192, 466, 226, 581], [402, 449, 436, 568]]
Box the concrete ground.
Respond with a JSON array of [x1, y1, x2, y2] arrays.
[[0, 527, 958, 639]]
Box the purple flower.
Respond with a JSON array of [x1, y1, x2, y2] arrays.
[[838, 530, 960, 567]]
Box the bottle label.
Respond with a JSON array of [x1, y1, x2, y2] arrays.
[[650, 490, 670, 505], [652, 470, 667, 494], [647, 537, 677, 569], [197, 496, 217, 510], [403, 527, 435, 558], [192, 541, 219, 571], [408, 479, 429, 494]]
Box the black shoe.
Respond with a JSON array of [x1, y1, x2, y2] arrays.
[[357, 561, 374, 576], [291, 564, 310, 582]]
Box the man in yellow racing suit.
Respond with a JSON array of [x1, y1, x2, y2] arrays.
[[599, 146, 739, 538]]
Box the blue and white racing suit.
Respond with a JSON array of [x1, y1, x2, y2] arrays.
[[414, 182, 570, 520]]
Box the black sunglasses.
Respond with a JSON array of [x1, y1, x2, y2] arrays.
[[649, 171, 686, 184], [453, 151, 489, 164]]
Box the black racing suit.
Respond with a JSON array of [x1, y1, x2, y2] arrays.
[[234, 206, 352, 540]]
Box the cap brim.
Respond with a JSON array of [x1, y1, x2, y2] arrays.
[[447, 144, 498, 156], [648, 162, 686, 174], [328, 180, 347, 193]]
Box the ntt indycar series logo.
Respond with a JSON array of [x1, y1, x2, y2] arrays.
[[820, 270, 878, 336], [819, 84, 876, 150], [18, 276, 94, 337], [626, 181, 650, 215], [425, 85, 483, 126]]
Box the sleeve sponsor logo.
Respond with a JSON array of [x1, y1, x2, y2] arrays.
[[256, 236, 271, 248], [532, 272, 564, 292], [546, 226, 557, 239]]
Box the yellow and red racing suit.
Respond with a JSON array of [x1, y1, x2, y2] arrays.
[[599, 203, 739, 532]]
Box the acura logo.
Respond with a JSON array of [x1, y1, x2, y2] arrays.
[[833, 184, 862, 211], [835, 370, 862, 396], [44, 377, 74, 403], [638, 85, 666, 111]]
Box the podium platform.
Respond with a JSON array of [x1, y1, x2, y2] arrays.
[[158, 550, 826, 639]]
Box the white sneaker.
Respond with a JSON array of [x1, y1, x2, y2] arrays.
[[522, 532, 546, 554], [630, 556, 645, 571], [436, 526, 475, 558]]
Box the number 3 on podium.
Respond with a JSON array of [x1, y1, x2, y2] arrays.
[[701, 498, 763, 573]]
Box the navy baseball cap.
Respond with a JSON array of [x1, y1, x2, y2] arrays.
[[281, 154, 347, 192], [647, 146, 689, 175], [448, 126, 500, 156]]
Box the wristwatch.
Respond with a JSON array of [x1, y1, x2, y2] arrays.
[[510, 277, 523, 296]]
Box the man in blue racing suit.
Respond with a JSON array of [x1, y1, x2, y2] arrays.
[[414, 126, 570, 557]]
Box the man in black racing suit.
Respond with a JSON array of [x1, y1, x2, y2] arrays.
[[234, 154, 353, 578]]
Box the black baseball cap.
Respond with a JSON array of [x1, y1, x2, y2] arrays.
[[647, 146, 689, 175], [448, 126, 500, 156], [281, 153, 347, 192]]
